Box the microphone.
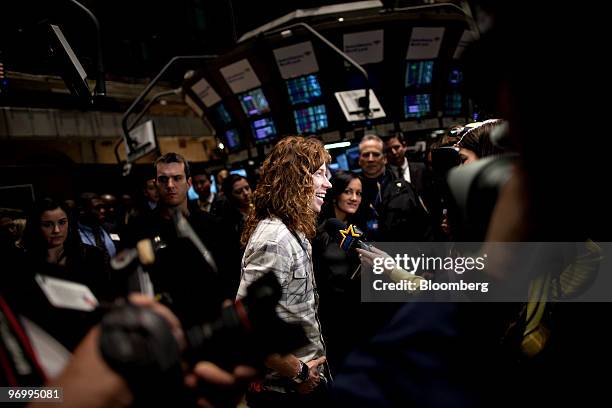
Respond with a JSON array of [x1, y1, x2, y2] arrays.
[[324, 218, 373, 252], [325, 218, 424, 289]]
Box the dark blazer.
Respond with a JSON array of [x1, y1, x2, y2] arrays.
[[357, 169, 434, 242], [123, 208, 241, 325], [389, 159, 427, 196]]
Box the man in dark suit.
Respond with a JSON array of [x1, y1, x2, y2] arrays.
[[356, 134, 433, 242], [383, 133, 444, 225], [124, 153, 240, 325], [383, 133, 427, 196]]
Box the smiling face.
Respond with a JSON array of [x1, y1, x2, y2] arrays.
[[359, 139, 387, 178], [336, 177, 362, 217], [311, 163, 332, 213], [40, 207, 69, 248]]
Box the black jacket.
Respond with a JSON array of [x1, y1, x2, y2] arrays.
[[123, 208, 241, 326], [4, 244, 110, 350], [389, 160, 427, 196], [358, 169, 433, 242]]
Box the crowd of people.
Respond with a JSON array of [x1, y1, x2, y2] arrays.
[[1, 1, 608, 406]]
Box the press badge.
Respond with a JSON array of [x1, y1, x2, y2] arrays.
[[35, 274, 99, 312], [367, 219, 379, 232]]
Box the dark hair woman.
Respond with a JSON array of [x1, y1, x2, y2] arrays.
[[212, 174, 253, 238], [313, 172, 370, 374], [6, 197, 111, 351]]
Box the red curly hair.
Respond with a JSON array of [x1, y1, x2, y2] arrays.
[[241, 136, 330, 246]]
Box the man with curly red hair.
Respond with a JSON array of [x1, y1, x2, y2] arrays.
[[237, 136, 332, 407]]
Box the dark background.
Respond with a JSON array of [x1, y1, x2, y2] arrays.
[[0, 0, 368, 82]]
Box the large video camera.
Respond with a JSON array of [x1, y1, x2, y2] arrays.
[[428, 123, 516, 241], [100, 211, 308, 405]]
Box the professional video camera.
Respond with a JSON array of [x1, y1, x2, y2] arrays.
[[429, 123, 515, 241], [99, 211, 308, 405], [447, 154, 517, 240]]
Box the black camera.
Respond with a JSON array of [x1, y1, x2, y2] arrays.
[[430, 146, 461, 176], [447, 154, 517, 240], [100, 212, 308, 405]]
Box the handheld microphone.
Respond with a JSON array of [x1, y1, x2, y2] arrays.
[[324, 218, 373, 252]]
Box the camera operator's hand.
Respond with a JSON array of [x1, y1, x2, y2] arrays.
[[30, 295, 188, 408], [29, 328, 133, 408], [296, 356, 326, 395], [441, 211, 452, 238], [357, 247, 424, 290], [357, 246, 395, 273], [185, 361, 257, 408]]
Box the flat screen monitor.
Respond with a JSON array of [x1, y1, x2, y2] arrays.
[[48, 24, 91, 104], [444, 92, 462, 116], [293, 104, 328, 134], [210, 175, 218, 194], [0, 184, 35, 213], [286, 74, 322, 105], [187, 185, 199, 200], [251, 117, 277, 144], [230, 169, 247, 178], [214, 103, 232, 125], [345, 146, 361, 170], [404, 94, 431, 118], [335, 153, 349, 171], [448, 67, 463, 86], [224, 128, 242, 150], [239, 88, 271, 117], [405, 60, 434, 88], [126, 120, 157, 162]]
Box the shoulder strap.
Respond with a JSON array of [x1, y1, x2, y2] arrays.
[[0, 296, 47, 386]]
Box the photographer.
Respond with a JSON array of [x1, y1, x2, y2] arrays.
[[0, 292, 257, 408]]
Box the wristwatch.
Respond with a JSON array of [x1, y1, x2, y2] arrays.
[[292, 361, 309, 384]]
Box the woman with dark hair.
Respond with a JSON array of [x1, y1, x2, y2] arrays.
[[6, 197, 111, 351], [21, 198, 83, 265], [455, 119, 506, 164], [212, 174, 253, 238], [313, 173, 367, 374], [318, 172, 362, 224], [209, 174, 253, 295]]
